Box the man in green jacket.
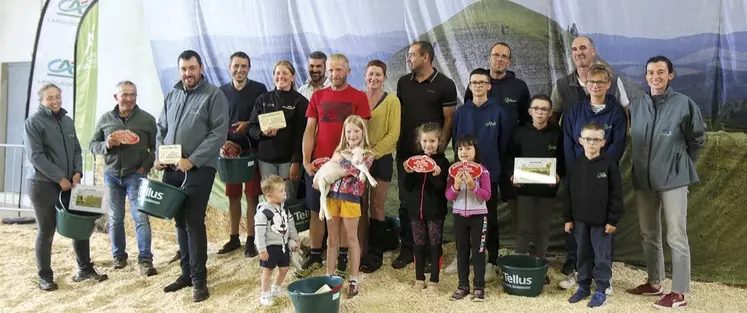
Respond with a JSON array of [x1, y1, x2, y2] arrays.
[[89, 81, 157, 276]]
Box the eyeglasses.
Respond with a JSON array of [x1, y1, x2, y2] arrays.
[[586, 80, 608, 86], [530, 107, 551, 113], [470, 81, 490, 87], [581, 137, 604, 144]]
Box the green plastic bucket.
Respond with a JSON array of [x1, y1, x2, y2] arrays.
[[216, 154, 257, 184], [288, 276, 344, 313], [137, 177, 187, 220], [498, 254, 549, 297], [55, 191, 102, 240]]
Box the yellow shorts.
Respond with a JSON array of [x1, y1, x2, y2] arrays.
[[325, 198, 361, 218]]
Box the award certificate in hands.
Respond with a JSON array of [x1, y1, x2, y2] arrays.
[[258, 111, 287, 133], [514, 158, 557, 184]]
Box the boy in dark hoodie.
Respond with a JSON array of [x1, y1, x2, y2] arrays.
[[560, 64, 626, 293], [451, 68, 510, 280], [564, 122, 623, 308], [507, 94, 565, 266]]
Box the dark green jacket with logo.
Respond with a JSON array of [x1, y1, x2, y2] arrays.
[[89, 105, 157, 177], [630, 87, 706, 192], [157, 78, 229, 168], [23, 105, 82, 183]]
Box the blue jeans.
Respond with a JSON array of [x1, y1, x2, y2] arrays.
[[105, 172, 153, 261]]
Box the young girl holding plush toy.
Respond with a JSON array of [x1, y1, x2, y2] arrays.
[[321, 115, 374, 298]]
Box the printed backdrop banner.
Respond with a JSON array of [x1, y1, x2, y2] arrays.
[[25, 0, 94, 119], [140, 0, 747, 284]]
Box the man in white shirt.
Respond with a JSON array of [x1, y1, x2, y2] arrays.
[[297, 51, 331, 100]]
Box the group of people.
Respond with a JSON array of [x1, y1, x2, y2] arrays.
[[22, 35, 704, 310]]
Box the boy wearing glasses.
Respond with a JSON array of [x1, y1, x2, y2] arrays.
[[506, 94, 564, 281], [559, 63, 626, 294], [564, 121, 623, 308], [451, 68, 511, 281]]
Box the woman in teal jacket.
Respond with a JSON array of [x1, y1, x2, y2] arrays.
[[23, 84, 108, 291], [625, 56, 706, 309]]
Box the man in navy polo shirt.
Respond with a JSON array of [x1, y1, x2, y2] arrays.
[[217, 52, 268, 258], [392, 41, 457, 269]]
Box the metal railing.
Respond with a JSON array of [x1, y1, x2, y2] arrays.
[[0, 144, 97, 214]]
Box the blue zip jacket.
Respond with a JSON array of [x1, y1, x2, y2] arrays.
[[562, 94, 627, 168], [452, 98, 510, 182]]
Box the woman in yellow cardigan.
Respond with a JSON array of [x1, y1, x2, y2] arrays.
[[360, 60, 401, 273]]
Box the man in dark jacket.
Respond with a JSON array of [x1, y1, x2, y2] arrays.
[[464, 42, 531, 241], [156, 50, 228, 302], [216, 52, 268, 257], [89, 81, 157, 276]]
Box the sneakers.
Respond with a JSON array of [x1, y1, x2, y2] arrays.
[[347, 280, 359, 298], [259, 292, 275, 306], [391, 248, 413, 269], [113, 256, 127, 269], [413, 280, 426, 291], [271, 285, 286, 298], [605, 277, 613, 295], [587, 291, 606, 308], [626, 282, 664, 296], [163, 276, 192, 292], [471, 288, 485, 302], [335, 257, 348, 278], [450, 287, 470, 301], [425, 282, 439, 295], [138, 260, 158, 277], [653, 292, 687, 309], [444, 256, 458, 275], [295, 256, 323, 278], [484, 263, 497, 283], [217, 237, 241, 254], [38, 276, 58, 291], [568, 287, 591, 303], [244, 237, 258, 258], [558, 271, 577, 290], [73, 267, 108, 283]]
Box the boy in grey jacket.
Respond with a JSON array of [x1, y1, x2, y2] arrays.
[[626, 56, 706, 309], [255, 175, 299, 306]]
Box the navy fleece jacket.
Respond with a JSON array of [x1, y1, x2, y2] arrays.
[[452, 98, 511, 182], [562, 95, 626, 167]]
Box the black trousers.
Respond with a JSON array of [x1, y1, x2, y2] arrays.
[[454, 214, 487, 290], [163, 167, 216, 283], [28, 180, 92, 279], [574, 221, 612, 292], [485, 183, 500, 265], [412, 219, 443, 282]]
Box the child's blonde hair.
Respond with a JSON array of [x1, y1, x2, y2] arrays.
[[334, 115, 371, 153], [414, 122, 442, 153], [260, 175, 285, 195]]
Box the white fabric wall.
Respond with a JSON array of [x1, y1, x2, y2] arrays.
[[96, 0, 163, 120]]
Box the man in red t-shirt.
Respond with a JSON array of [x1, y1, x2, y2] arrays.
[[296, 53, 371, 278]]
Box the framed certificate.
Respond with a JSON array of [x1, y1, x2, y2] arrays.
[[69, 185, 109, 214], [158, 144, 182, 164], [514, 157, 557, 184], [258, 111, 287, 133]]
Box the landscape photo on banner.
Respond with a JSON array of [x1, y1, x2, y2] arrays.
[[134, 0, 747, 285]]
